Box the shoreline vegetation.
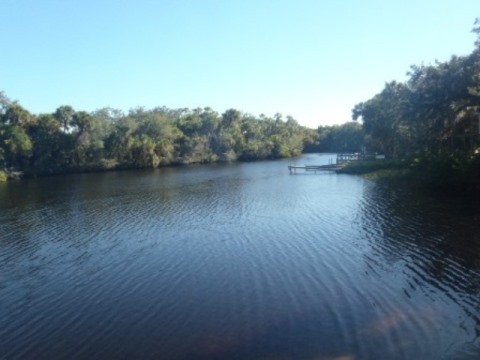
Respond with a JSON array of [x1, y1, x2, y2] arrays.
[[339, 155, 480, 198], [0, 97, 319, 182], [0, 90, 364, 183], [339, 18, 480, 197], [2, 19, 480, 194]]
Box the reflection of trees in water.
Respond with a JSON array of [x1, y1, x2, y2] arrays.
[[0, 166, 248, 293], [359, 183, 480, 334]]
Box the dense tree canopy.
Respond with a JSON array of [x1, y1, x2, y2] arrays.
[[0, 97, 318, 178], [352, 19, 480, 159], [304, 122, 364, 154]]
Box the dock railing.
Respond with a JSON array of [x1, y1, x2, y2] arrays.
[[288, 153, 383, 174]]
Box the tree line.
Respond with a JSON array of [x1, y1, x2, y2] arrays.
[[345, 19, 480, 193], [0, 95, 320, 180], [4, 20, 479, 183], [304, 122, 364, 154], [351, 19, 480, 160]]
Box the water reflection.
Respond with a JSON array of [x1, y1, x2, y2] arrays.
[[359, 183, 480, 358], [0, 156, 479, 359]]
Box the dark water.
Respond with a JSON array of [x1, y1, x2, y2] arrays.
[[1, 154, 479, 360]]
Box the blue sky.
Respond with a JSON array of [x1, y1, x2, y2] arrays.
[[0, 0, 478, 128]]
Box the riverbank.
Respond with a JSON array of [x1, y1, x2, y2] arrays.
[[340, 155, 480, 198], [0, 157, 258, 182], [0, 170, 24, 182], [338, 159, 409, 176]]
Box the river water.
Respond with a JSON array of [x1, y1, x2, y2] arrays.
[[0, 154, 479, 360]]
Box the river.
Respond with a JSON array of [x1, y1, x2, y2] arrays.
[[0, 154, 479, 359]]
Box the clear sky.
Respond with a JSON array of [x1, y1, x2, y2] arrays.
[[0, 0, 478, 128]]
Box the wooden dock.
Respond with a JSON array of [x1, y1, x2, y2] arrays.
[[288, 164, 343, 174], [288, 153, 360, 174], [336, 153, 360, 163]]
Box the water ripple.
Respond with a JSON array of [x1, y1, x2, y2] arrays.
[[1, 157, 479, 359]]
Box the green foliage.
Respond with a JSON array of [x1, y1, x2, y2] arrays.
[[344, 19, 480, 194], [410, 152, 480, 188], [54, 105, 75, 133], [305, 122, 363, 153], [0, 94, 315, 177], [0, 170, 6, 182], [1, 104, 34, 127], [352, 20, 480, 159], [339, 159, 408, 175], [2, 124, 33, 169]]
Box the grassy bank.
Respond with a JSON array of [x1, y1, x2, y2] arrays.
[[339, 156, 480, 197], [338, 160, 409, 176]]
